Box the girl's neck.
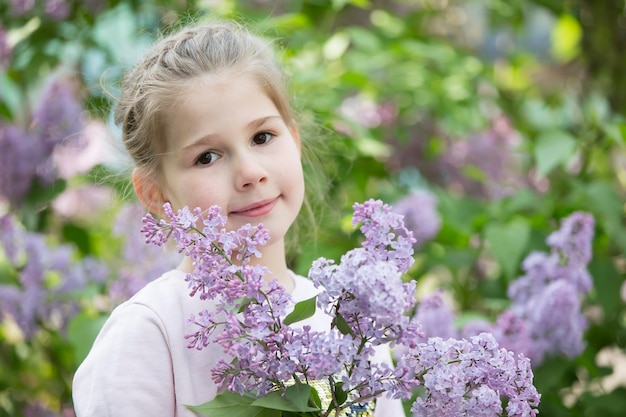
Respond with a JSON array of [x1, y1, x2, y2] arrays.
[[176, 239, 295, 293]]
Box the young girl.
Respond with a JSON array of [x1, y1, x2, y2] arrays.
[[72, 21, 406, 417]]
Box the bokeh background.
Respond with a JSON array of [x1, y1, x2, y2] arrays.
[[1, 1, 625, 416]]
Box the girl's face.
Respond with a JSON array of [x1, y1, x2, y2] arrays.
[[157, 75, 305, 247]]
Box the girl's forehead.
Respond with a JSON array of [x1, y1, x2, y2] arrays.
[[162, 76, 283, 152]]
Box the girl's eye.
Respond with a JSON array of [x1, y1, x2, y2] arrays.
[[252, 132, 273, 145], [196, 151, 219, 166]]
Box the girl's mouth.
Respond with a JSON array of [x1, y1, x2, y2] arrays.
[[230, 197, 279, 218]]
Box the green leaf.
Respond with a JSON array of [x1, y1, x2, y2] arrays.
[[236, 297, 253, 313], [333, 312, 354, 336], [286, 383, 319, 411], [251, 386, 321, 413], [187, 392, 278, 417], [283, 296, 317, 325], [484, 217, 531, 280], [327, 381, 348, 412], [533, 130, 577, 178]]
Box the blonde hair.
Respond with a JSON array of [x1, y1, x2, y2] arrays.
[[114, 21, 294, 182]]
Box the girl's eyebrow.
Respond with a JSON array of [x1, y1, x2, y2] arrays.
[[247, 115, 283, 130], [180, 115, 284, 153]]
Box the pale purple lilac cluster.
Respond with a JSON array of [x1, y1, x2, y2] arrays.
[[392, 189, 441, 250], [421, 211, 595, 366], [7, 0, 70, 20], [0, 25, 11, 69], [141, 199, 540, 416], [389, 116, 529, 200], [0, 78, 84, 207], [504, 211, 595, 363], [7, 0, 107, 18], [412, 290, 457, 342], [396, 334, 539, 417], [108, 203, 180, 304], [0, 214, 109, 338]]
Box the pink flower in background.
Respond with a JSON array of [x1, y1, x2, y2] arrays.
[[52, 185, 113, 220], [53, 120, 117, 179], [338, 95, 397, 129]]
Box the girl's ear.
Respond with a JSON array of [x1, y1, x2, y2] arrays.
[[132, 168, 167, 215], [289, 122, 301, 154]]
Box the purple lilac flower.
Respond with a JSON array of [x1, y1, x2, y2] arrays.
[[392, 190, 441, 250], [142, 199, 540, 415], [504, 212, 594, 363], [0, 214, 109, 338], [9, 0, 36, 15], [456, 211, 595, 365], [44, 0, 70, 20], [0, 25, 12, 69], [442, 117, 524, 199], [32, 77, 84, 151], [396, 334, 539, 417], [8, 0, 70, 19], [108, 203, 180, 303], [309, 200, 419, 351], [389, 116, 529, 200], [0, 78, 85, 207], [413, 290, 457, 342], [0, 124, 42, 206]]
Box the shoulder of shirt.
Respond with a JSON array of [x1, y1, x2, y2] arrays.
[[111, 269, 196, 317]]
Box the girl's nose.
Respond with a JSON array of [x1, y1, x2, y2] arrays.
[[234, 153, 268, 191]]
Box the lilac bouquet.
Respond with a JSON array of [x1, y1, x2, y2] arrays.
[[141, 200, 540, 417]]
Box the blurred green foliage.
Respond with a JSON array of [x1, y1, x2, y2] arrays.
[[1, 0, 625, 416]]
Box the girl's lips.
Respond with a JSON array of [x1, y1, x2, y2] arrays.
[[230, 197, 279, 218]]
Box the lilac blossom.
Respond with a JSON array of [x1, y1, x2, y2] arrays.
[[141, 199, 540, 416], [0, 214, 109, 338], [44, 0, 70, 20], [0, 124, 42, 206], [9, 0, 36, 15], [392, 190, 441, 250], [108, 203, 181, 304], [413, 290, 458, 342], [396, 334, 539, 417], [0, 77, 85, 207], [504, 211, 594, 363], [8, 0, 69, 19], [389, 116, 528, 200], [0, 25, 12, 69], [32, 77, 84, 149], [436, 211, 595, 365]]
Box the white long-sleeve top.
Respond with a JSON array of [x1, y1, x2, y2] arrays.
[[73, 269, 406, 417]]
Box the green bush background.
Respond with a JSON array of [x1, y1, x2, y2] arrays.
[[1, 0, 625, 416]]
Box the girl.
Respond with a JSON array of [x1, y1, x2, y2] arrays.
[[72, 21, 406, 417]]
